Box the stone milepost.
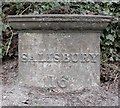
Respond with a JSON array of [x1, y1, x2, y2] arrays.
[[7, 15, 112, 92]]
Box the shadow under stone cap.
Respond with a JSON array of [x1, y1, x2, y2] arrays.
[[7, 14, 113, 31]]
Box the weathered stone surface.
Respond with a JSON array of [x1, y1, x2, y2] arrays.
[[19, 32, 100, 90], [7, 15, 112, 92], [7, 15, 112, 31]]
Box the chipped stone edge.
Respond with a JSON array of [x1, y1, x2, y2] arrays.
[[7, 14, 113, 31]]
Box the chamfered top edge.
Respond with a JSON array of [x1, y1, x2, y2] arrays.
[[6, 14, 113, 30], [7, 14, 113, 20]]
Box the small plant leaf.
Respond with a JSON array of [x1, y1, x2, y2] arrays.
[[106, 34, 115, 42]]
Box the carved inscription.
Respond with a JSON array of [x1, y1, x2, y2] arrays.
[[44, 75, 69, 89], [57, 76, 69, 88], [21, 53, 99, 63]]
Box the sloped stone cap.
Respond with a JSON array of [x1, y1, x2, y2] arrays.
[[7, 14, 113, 31]]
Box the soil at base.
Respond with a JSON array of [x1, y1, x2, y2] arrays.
[[0, 59, 119, 106]]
